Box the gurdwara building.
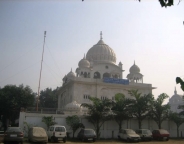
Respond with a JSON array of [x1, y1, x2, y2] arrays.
[[58, 32, 155, 112]]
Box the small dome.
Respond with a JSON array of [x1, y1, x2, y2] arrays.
[[129, 61, 140, 73], [67, 69, 76, 79], [65, 101, 81, 111], [86, 32, 116, 64], [78, 55, 90, 68]]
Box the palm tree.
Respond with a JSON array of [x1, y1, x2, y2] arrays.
[[42, 116, 57, 130], [128, 89, 153, 129], [169, 112, 184, 137], [149, 93, 170, 129], [111, 93, 132, 131], [66, 115, 84, 138], [81, 97, 112, 139]]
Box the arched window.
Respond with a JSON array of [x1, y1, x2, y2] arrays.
[[88, 72, 90, 78], [103, 73, 110, 78], [84, 72, 87, 78], [94, 72, 101, 79]]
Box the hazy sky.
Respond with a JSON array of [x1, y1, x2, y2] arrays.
[[0, 0, 184, 104]]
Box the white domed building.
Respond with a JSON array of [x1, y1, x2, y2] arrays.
[[58, 32, 155, 112]]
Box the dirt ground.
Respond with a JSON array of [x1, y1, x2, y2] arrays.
[[22, 139, 184, 144], [1, 139, 184, 144]]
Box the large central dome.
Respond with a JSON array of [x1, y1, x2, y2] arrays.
[[86, 33, 116, 64]]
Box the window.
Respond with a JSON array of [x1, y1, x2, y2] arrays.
[[55, 127, 65, 132], [101, 96, 106, 100], [84, 95, 90, 99]]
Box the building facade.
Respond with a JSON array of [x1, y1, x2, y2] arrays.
[[58, 32, 155, 112]]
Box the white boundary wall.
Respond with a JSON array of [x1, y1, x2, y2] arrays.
[[19, 112, 184, 138]]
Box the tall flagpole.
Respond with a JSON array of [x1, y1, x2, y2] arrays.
[[36, 31, 46, 111]]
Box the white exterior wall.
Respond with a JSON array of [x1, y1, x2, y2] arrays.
[[19, 112, 184, 138], [58, 77, 153, 110]]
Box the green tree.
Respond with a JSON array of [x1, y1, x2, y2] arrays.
[[42, 116, 57, 130], [149, 93, 170, 129], [169, 112, 184, 137], [82, 0, 180, 7], [0, 84, 35, 130], [39, 87, 58, 108], [81, 97, 112, 139], [176, 77, 184, 91], [111, 93, 132, 131], [66, 115, 84, 138], [128, 90, 153, 129]]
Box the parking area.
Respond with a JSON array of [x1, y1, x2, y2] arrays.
[[1, 139, 184, 144], [20, 139, 184, 144]]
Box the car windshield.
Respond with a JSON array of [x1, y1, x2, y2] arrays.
[[55, 127, 65, 132], [84, 130, 95, 135], [160, 130, 169, 134], [143, 130, 152, 134], [7, 127, 22, 132], [126, 129, 136, 134]]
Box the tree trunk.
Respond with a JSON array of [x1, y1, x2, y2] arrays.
[[73, 130, 74, 139], [158, 120, 161, 129], [119, 121, 122, 132], [138, 120, 142, 129], [177, 126, 179, 138]]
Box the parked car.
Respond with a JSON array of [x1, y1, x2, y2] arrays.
[[135, 129, 152, 141], [28, 127, 48, 144], [4, 127, 24, 144], [118, 129, 141, 142], [152, 129, 170, 141], [47, 125, 67, 143], [77, 128, 97, 142]]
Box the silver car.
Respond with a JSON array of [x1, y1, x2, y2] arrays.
[[118, 129, 141, 142]]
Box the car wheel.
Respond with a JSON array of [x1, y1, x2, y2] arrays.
[[20, 141, 23, 144], [93, 138, 96, 142], [127, 138, 130, 142]]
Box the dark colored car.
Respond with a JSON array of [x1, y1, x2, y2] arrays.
[[135, 129, 152, 141], [77, 128, 96, 142], [152, 129, 170, 141], [28, 127, 48, 144], [4, 127, 24, 144]]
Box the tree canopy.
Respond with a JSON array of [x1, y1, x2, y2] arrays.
[[149, 93, 170, 129], [169, 112, 184, 137], [39, 87, 59, 108], [0, 84, 35, 130], [42, 116, 57, 130], [66, 115, 84, 138], [81, 97, 112, 139], [111, 93, 132, 131], [128, 90, 153, 129], [176, 77, 184, 91]]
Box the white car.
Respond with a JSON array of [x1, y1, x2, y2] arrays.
[[47, 125, 67, 143], [118, 129, 141, 142]]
